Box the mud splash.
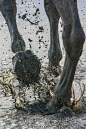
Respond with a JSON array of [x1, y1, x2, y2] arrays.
[[0, 63, 85, 112]]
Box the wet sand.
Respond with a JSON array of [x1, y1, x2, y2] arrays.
[[0, 0, 86, 128]]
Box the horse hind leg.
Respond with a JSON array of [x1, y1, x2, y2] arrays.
[[1, 0, 25, 53], [44, 0, 62, 75]]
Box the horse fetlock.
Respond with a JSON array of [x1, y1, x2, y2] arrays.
[[46, 95, 62, 111], [11, 35, 26, 53], [55, 85, 72, 105], [48, 49, 62, 66]]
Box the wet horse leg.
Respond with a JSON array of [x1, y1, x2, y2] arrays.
[[44, 0, 62, 74], [1, 0, 25, 53], [0, 0, 26, 108], [47, 0, 85, 112]]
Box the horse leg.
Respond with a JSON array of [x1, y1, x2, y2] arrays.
[[1, 0, 25, 53], [44, 0, 62, 74], [0, 0, 4, 6], [47, 0, 85, 112]]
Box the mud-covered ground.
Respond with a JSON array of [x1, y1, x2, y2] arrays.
[[0, 0, 86, 128]]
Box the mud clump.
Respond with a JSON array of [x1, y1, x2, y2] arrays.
[[12, 50, 41, 84]]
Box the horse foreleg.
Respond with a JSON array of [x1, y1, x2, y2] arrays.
[[1, 0, 25, 53]]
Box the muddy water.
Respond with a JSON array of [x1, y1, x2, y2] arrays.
[[0, 0, 86, 128]]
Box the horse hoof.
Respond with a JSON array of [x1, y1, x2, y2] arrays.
[[12, 50, 41, 84], [58, 106, 73, 118], [45, 96, 61, 114]]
